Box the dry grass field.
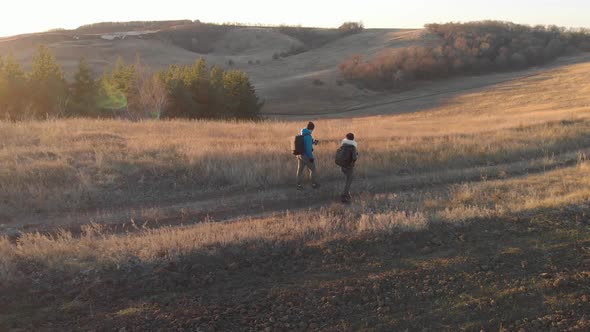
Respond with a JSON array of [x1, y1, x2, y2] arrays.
[[2, 49, 590, 330], [2, 155, 590, 330], [2, 59, 590, 227], [3, 160, 590, 275]]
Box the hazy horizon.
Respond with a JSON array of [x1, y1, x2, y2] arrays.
[[0, 0, 589, 37]]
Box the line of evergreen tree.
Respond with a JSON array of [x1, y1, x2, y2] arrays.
[[0, 46, 263, 121]]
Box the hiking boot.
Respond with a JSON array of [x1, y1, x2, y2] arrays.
[[341, 193, 352, 203], [312, 183, 321, 189]]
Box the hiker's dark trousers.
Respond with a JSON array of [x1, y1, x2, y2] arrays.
[[297, 155, 318, 186], [341, 167, 354, 197]]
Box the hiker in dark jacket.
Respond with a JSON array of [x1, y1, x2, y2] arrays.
[[297, 122, 320, 190], [339, 133, 358, 202]]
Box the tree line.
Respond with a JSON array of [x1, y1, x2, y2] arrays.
[[75, 20, 195, 33], [339, 21, 590, 90], [0, 46, 263, 120]]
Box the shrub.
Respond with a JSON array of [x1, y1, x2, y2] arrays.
[[278, 45, 308, 58], [340, 21, 590, 90], [544, 39, 565, 59], [510, 52, 528, 68], [339, 22, 364, 35]]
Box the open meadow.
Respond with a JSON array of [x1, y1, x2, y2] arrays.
[[2, 58, 590, 228], [1, 53, 590, 330]]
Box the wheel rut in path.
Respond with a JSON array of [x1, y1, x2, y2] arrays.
[[5, 151, 580, 239]]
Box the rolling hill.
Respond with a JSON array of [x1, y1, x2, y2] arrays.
[[0, 23, 437, 116]]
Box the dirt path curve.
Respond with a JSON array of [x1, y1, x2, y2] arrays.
[[4, 150, 581, 238]]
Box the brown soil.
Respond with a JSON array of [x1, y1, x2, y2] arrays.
[[2, 204, 589, 331]]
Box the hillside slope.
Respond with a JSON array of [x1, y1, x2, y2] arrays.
[[0, 27, 433, 115], [2, 25, 590, 118]]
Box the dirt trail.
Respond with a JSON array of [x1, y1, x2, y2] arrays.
[[4, 150, 581, 238]]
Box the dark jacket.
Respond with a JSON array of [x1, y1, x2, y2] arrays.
[[340, 139, 358, 168]]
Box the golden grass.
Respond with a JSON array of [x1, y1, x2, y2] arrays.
[[2, 161, 589, 282], [0, 206, 426, 280], [2, 61, 590, 218], [435, 162, 590, 222], [1, 59, 590, 280]]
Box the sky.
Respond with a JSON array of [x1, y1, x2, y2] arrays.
[[1, 0, 589, 37]]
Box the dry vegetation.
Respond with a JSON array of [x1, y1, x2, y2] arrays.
[[3, 162, 590, 279], [341, 21, 590, 89], [2, 61, 590, 220], [1, 156, 590, 330], [1, 53, 590, 331]]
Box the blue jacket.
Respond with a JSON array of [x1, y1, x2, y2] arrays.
[[301, 128, 314, 159]]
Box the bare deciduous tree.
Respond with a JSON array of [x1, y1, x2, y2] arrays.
[[136, 64, 168, 119]]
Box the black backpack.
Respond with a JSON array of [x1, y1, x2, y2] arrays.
[[335, 145, 352, 167], [292, 135, 305, 155]]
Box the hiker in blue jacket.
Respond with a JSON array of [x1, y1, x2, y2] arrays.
[[297, 122, 320, 190]]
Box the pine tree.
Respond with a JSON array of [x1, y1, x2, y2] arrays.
[[98, 76, 127, 113], [102, 57, 142, 118], [159, 62, 262, 120], [164, 77, 194, 118], [223, 70, 263, 119], [68, 58, 99, 117], [160, 65, 195, 119], [190, 58, 211, 117], [0, 55, 29, 120], [209, 65, 226, 117], [193, 58, 208, 81], [209, 65, 224, 92], [110, 57, 136, 95], [29, 45, 67, 118]]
